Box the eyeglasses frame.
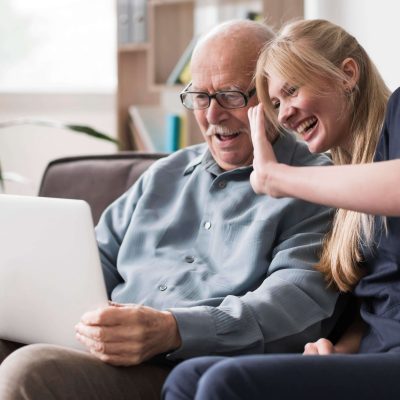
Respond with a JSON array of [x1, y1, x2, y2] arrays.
[[180, 82, 257, 110]]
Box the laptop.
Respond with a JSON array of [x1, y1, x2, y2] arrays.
[[0, 194, 109, 351]]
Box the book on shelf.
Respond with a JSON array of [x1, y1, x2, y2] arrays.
[[165, 114, 180, 152], [132, 0, 147, 43], [166, 36, 198, 86], [179, 114, 188, 149], [117, 0, 131, 45], [165, 113, 190, 152], [117, 0, 147, 45], [246, 11, 263, 21]]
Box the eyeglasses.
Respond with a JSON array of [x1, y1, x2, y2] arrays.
[[180, 82, 256, 110]]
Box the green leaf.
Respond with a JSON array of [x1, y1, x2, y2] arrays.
[[65, 124, 119, 145]]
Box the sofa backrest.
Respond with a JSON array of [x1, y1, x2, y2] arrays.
[[38, 152, 166, 225]]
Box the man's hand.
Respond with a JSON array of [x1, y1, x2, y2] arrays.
[[248, 104, 284, 197], [75, 303, 182, 366]]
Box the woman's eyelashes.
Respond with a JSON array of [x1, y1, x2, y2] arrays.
[[272, 100, 280, 110], [271, 86, 299, 110], [284, 85, 299, 96]]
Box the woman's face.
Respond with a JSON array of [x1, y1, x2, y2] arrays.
[[267, 72, 352, 153]]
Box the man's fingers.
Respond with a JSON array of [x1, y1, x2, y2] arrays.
[[76, 331, 134, 354], [80, 304, 137, 326], [76, 333, 144, 366], [75, 323, 128, 342], [80, 307, 117, 326]]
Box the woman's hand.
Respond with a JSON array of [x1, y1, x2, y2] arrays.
[[248, 104, 284, 197], [303, 338, 337, 355]]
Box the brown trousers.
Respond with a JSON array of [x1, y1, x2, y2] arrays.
[[0, 340, 172, 400]]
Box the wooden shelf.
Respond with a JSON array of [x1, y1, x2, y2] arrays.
[[117, 46, 159, 150], [129, 106, 168, 152], [149, 0, 194, 88], [118, 43, 150, 53], [262, 0, 304, 28]]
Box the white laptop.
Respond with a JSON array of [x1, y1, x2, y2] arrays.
[[0, 194, 109, 351]]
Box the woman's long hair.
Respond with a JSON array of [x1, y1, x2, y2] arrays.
[[256, 19, 390, 291]]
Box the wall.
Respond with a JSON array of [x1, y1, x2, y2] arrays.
[[305, 0, 400, 91], [0, 93, 116, 195]]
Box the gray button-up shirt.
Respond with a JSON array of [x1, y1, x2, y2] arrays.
[[96, 132, 339, 360]]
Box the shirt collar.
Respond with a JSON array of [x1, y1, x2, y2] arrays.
[[183, 151, 205, 176]]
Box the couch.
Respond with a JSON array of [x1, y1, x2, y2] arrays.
[[38, 152, 166, 224]]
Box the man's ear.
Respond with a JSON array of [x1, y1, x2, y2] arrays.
[[341, 57, 359, 92]]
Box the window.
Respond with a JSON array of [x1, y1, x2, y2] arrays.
[[0, 0, 116, 93]]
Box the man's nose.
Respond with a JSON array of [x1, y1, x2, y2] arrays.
[[206, 98, 229, 125]]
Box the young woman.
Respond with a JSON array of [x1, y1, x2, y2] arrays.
[[251, 18, 399, 355], [162, 19, 400, 400]]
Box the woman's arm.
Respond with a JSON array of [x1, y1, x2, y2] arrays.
[[248, 104, 400, 216]]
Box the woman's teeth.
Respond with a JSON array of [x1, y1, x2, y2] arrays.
[[297, 117, 317, 134]]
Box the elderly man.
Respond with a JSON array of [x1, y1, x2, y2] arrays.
[[0, 20, 341, 400]]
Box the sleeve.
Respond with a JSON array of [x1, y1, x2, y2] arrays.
[[95, 172, 148, 298], [375, 87, 400, 161], [168, 205, 339, 359], [387, 87, 400, 159]]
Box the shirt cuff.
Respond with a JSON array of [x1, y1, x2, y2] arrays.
[[167, 306, 216, 360]]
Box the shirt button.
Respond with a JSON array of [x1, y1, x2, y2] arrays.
[[159, 284, 167, 291], [204, 221, 211, 230], [185, 255, 195, 263], [218, 180, 227, 189]]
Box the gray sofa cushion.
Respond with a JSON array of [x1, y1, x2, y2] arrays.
[[38, 152, 166, 224]]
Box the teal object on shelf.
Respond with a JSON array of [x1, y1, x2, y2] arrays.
[[165, 114, 181, 152]]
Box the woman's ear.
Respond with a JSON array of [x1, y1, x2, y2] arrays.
[[341, 57, 359, 92]]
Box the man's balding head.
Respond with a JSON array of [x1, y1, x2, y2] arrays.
[[192, 20, 274, 81]]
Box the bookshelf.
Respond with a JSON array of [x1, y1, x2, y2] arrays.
[[149, 0, 195, 90], [129, 105, 167, 152], [116, 0, 304, 151], [117, 43, 159, 150]]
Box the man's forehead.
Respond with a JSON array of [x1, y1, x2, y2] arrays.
[[191, 62, 254, 91], [191, 33, 258, 91]]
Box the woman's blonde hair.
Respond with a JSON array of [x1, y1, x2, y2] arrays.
[[256, 19, 390, 292]]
